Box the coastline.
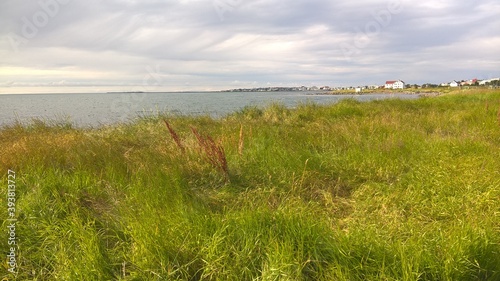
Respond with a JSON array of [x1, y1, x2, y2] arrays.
[[310, 90, 441, 96]]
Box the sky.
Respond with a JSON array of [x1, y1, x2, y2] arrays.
[[0, 0, 499, 93]]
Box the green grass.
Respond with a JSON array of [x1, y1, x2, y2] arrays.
[[1, 89, 500, 280]]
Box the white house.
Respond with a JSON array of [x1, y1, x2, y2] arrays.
[[385, 80, 405, 89], [478, 78, 499, 86], [450, 80, 459, 87]]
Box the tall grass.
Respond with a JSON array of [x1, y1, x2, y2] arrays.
[[1, 89, 499, 280]]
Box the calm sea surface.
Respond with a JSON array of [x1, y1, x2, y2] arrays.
[[0, 91, 419, 127]]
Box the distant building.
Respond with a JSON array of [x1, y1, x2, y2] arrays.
[[385, 81, 395, 89], [385, 80, 405, 89], [355, 87, 362, 93], [450, 81, 459, 87], [479, 78, 500, 85], [461, 79, 478, 86]]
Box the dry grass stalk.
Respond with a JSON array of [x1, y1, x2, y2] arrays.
[[190, 127, 229, 179], [122, 262, 126, 279], [164, 120, 185, 152], [497, 104, 500, 126], [238, 124, 244, 156]]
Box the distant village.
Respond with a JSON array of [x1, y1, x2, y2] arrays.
[[222, 77, 500, 93]]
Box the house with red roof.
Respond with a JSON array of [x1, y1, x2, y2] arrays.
[[385, 80, 405, 89]]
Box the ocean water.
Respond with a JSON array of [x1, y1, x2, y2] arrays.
[[0, 91, 419, 127]]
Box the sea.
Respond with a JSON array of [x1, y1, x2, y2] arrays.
[[0, 91, 419, 127]]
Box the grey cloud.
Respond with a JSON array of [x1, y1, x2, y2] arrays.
[[1, 0, 498, 92]]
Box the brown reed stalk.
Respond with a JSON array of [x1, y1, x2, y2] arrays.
[[238, 124, 244, 157], [164, 120, 185, 152], [191, 126, 229, 179]]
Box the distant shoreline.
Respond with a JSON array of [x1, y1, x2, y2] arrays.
[[310, 90, 441, 96]]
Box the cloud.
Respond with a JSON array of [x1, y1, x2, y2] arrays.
[[0, 0, 499, 93]]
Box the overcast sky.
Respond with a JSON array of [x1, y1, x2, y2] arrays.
[[0, 0, 499, 93]]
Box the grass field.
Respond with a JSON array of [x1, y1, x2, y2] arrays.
[[1, 89, 499, 280]]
